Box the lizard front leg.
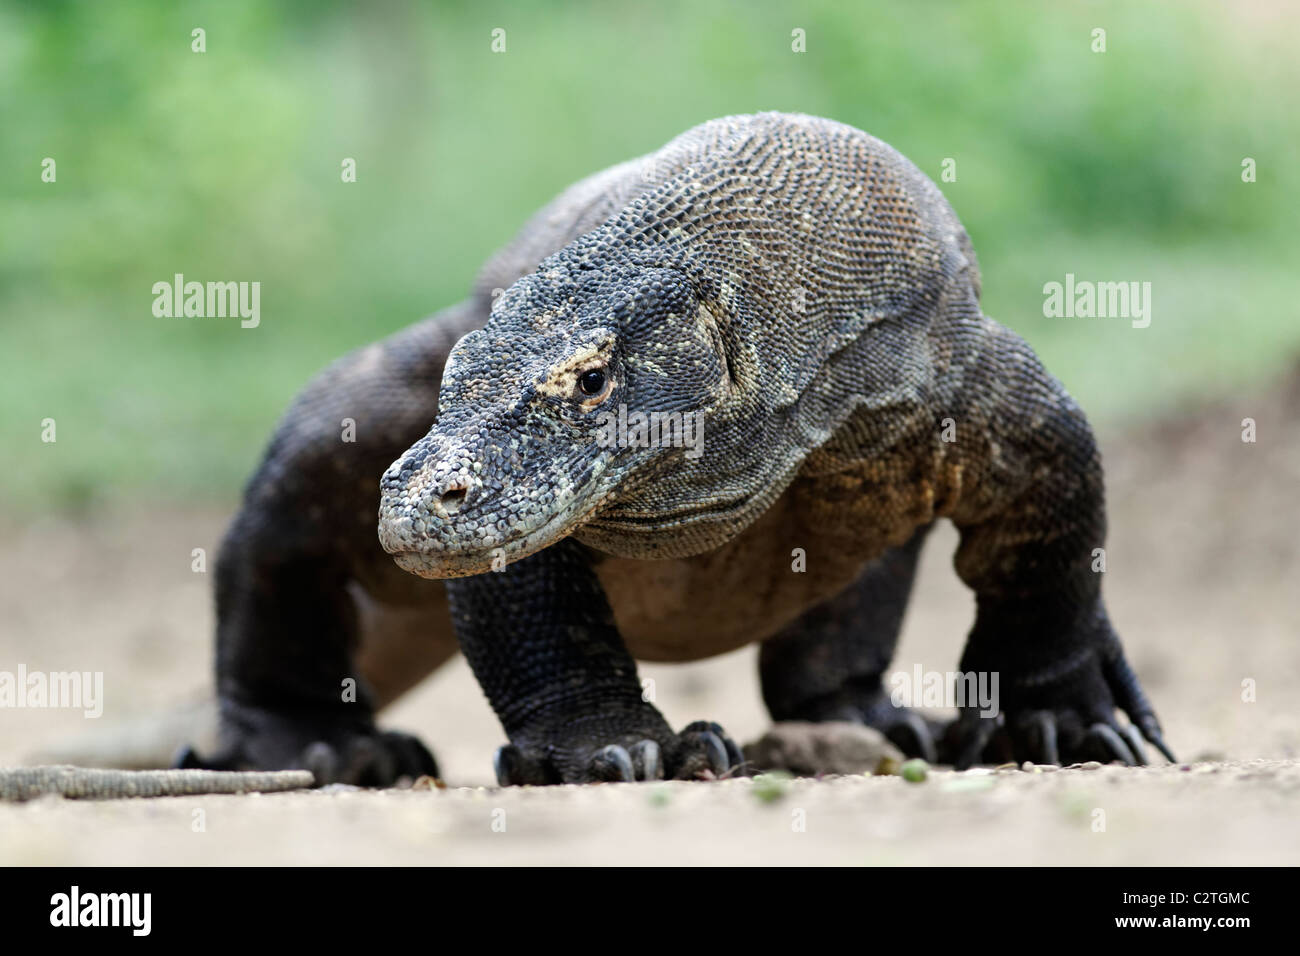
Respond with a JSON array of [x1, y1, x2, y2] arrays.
[[942, 326, 1173, 769], [447, 538, 743, 785]]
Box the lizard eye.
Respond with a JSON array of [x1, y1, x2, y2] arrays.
[[578, 368, 607, 396]]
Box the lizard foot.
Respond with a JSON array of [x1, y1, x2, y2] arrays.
[[177, 704, 438, 787], [493, 719, 744, 785], [941, 648, 1175, 769], [784, 686, 942, 763], [859, 699, 942, 764]]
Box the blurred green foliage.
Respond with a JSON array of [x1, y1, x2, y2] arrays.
[[2, 0, 1298, 511]]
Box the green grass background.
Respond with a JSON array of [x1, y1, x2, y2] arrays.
[[2, 0, 1297, 512]]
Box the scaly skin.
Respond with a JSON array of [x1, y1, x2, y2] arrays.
[[189, 113, 1172, 786]]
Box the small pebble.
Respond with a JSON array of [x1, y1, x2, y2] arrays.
[[317, 783, 362, 794], [751, 771, 792, 804], [900, 759, 929, 783]]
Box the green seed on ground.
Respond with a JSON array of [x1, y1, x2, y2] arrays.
[[901, 759, 929, 783], [751, 771, 792, 803]]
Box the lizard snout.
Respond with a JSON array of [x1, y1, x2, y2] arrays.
[[377, 437, 482, 555]]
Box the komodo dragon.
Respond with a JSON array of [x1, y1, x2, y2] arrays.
[[181, 112, 1173, 786]]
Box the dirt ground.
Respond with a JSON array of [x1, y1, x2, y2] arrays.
[[1, 370, 1297, 866]]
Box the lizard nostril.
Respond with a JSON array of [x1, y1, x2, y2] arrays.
[[439, 485, 468, 515]]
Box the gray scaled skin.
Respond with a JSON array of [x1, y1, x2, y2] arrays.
[[188, 113, 1173, 786]]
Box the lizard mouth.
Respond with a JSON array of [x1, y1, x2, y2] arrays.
[[382, 495, 603, 579], [390, 549, 497, 579]]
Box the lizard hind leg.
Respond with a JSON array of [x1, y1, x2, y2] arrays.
[[183, 304, 484, 786], [758, 525, 940, 761]]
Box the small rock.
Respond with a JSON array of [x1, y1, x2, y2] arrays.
[[744, 722, 903, 776], [900, 759, 929, 783], [751, 771, 793, 803]]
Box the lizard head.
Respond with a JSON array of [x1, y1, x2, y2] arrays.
[[378, 260, 732, 578]]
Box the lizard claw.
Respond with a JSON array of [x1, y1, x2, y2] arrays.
[[884, 711, 939, 764], [585, 741, 666, 781], [945, 712, 1003, 770], [495, 720, 743, 785], [1085, 722, 1139, 766], [678, 721, 745, 778], [1142, 727, 1177, 764], [629, 739, 664, 780], [1102, 650, 1176, 762], [1023, 711, 1060, 766], [589, 744, 637, 782], [1119, 723, 1149, 765], [494, 743, 553, 786], [940, 644, 1174, 768]]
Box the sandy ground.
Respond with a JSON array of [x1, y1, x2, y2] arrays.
[[1, 370, 1297, 865]]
